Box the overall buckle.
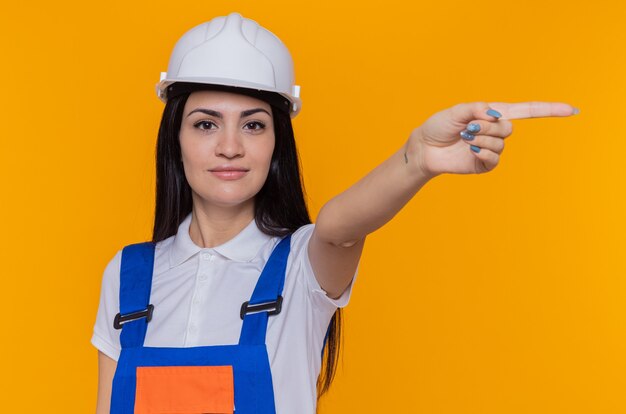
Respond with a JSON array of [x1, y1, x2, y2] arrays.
[[240, 296, 283, 320], [113, 304, 154, 330]]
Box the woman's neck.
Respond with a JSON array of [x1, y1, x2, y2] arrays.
[[188, 197, 255, 248]]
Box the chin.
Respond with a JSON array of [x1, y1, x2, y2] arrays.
[[193, 189, 259, 209]]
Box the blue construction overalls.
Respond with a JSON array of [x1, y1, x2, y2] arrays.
[[109, 235, 292, 413]]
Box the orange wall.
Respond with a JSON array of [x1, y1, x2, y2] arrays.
[[1, 0, 624, 412]]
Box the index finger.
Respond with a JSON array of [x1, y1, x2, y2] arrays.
[[487, 102, 578, 120]]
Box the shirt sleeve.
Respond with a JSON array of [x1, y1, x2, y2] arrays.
[[91, 249, 123, 361], [289, 223, 358, 310]]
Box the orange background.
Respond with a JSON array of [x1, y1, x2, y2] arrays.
[[1, 0, 624, 412]]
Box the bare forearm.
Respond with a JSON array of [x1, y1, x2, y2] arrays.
[[316, 131, 435, 245]]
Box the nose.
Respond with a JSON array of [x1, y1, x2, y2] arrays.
[[215, 126, 244, 159]]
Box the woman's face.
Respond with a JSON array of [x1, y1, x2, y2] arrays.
[[179, 90, 275, 211]]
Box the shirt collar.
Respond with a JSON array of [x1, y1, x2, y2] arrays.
[[169, 213, 273, 267]]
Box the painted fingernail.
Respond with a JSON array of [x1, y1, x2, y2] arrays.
[[572, 107, 580, 115], [460, 130, 475, 141], [470, 145, 481, 153], [467, 123, 481, 133], [486, 109, 502, 118]]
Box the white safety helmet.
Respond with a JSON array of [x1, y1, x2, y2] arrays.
[[156, 12, 302, 117]]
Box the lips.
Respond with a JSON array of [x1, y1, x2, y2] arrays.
[[208, 165, 250, 181]]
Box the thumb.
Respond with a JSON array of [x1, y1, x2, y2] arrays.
[[448, 102, 502, 125]]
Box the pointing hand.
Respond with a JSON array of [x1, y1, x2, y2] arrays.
[[406, 102, 578, 177]]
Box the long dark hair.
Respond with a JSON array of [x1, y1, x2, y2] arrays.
[[151, 86, 342, 398]]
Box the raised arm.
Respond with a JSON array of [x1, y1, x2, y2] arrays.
[[308, 101, 578, 298]]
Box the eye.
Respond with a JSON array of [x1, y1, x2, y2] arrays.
[[243, 121, 266, 131], [193, 120, 217, 130]]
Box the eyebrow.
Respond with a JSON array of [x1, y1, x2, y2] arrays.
[[186, 108, 271, 118]]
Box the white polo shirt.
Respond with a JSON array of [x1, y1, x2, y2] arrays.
[[91, 213, 356, 414]]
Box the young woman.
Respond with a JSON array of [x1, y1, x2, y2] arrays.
[[92, 12, 577, 414]]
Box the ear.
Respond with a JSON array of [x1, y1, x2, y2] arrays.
[[270, 158, 280, 175]]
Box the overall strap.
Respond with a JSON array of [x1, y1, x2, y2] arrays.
[[117, 242, 156, 349], [239, 235, 291, 346]]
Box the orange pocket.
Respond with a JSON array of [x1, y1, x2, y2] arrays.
[[135, 365, 234, 414]]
